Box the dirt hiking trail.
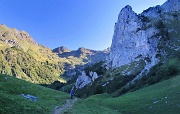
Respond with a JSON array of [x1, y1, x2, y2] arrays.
[[53, 98, 77, 114]]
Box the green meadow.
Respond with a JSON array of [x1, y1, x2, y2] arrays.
[[65, 75, 180, 114], [0, 74, 69, 114]]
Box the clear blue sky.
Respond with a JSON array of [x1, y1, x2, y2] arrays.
[[0, 0, 166, 50]]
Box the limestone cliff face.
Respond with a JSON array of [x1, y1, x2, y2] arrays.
[[107, 0, 180, 74], [107, 5, 159, 69]]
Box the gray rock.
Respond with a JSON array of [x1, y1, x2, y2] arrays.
[[106, 0, 180, 80], [106, 5, 159, 69], [20, 94, 37, 102], [161, 0, 180, 12], [75, 71, 99, 89]]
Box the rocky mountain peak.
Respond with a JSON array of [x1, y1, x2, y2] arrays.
[[118, 5, 138, 22], [53, 46, 71, 54], [161, 0, 180, 12], [77, 47, 93, 55], [121, 5, 132, 13], [0, 24, 37, 50], [107, 5, 147, 68], [114, 5, 141, 36], [107, 0, 180, 80], [141, 5, 162, 18], [78, 47, 89, 51], [141, 0, 180, 18]]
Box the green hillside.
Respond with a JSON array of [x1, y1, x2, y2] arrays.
[[0, 47, 66, 84], [0, 24, 107, 84], [0, 24, 67, 84], [65, 75, 180, 114], [0, 74, 69, 114]]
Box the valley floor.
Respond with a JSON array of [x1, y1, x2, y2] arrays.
[[63, 75, 180, 114]]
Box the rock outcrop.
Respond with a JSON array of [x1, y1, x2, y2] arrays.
[[75, 71, 99, 89], [106, 0, 180, 78], [107, 5, 160, 69], [161, 0, 180, 12], [52, 46, 71, 54]]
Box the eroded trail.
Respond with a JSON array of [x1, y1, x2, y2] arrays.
[[53, 98, 77, 114]]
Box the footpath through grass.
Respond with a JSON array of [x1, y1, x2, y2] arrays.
[[67, 75, 180, 114], [62, 98, 119, 114], [0, 74, 69, 114]]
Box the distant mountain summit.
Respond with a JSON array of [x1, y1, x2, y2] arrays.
[[53, 46, 71, 54], [53, 46, 109, 77], [0, 24, 109, 82], [53, 46, 109, 64]]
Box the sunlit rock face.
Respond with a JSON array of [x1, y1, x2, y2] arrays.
[[107, 0, 180, 71], [106, 0, 180, 78], [75, 71, 98, 89], [107, 5, 159, 69]]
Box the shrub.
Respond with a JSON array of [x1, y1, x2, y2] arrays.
[[49, 81, 65, 90], [94, 85, 104, 94]]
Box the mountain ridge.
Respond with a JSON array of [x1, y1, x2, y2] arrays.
[[0, 24, 108, 83], [52, 46, 109, 78]]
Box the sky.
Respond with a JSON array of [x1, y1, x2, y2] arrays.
[[0, 0, 167, 50]]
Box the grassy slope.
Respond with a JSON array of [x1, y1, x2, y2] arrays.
[[0, 74, 69, 114], [67, 75, 180, 114], [0, 25, 63, 64], [0, 24, 69, 84], [62, 97, 119, 114]]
